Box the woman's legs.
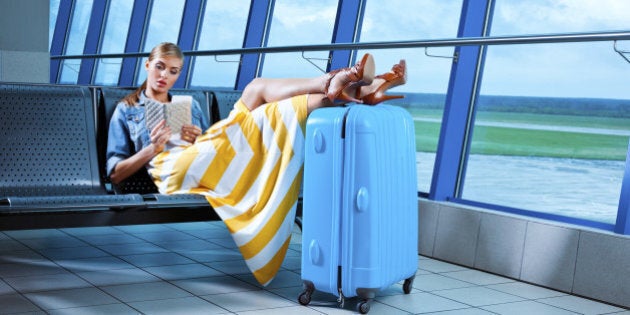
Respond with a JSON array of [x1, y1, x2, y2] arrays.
[[240, 54, 374, 112], [241, 77, 328, 111]]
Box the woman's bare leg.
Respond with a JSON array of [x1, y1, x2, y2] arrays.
[[241, 77, 327, 111]]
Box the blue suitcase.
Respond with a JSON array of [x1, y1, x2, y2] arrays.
[[299, 104, 418, 314]]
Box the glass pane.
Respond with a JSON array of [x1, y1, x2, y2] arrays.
[[190, 0, 250, 88], [59, 0, 93, 84], [492, 1, 630, 35], [49, 0, 61, 49], [260, 0, 337, 78], [464, 1, 630, 224], [93, 0, 133, 85], [360, 0, 463, 193], [135, 0, 185, 85]]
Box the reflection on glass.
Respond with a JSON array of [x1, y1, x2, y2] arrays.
[[463, 1, 630, 223], [136, 0, 185, 85], [59, 0, 93, 84], [49, 0, 61, 49], [491, 1, 630, 35], [466, 42, 630, 224], [360, 0, 463, 192], [261, 0, 337, 78], [94, 0, 133, 85], [190, 1, 250, 88]]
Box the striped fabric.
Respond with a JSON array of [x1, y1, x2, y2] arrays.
[[148, 95, 307, 285]]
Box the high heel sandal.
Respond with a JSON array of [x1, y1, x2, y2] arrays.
[[359, 59, 407, 105], [324, 53, 375, 103]]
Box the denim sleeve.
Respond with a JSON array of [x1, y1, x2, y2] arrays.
[[192, 98, 210, 131], [106, 103, 132, 177]]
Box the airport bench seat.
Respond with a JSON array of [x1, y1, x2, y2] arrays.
[[0, 83, 243, 230]]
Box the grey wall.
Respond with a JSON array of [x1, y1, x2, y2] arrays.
[[0, 0, 49, 83], [418, 198, 630, 308]]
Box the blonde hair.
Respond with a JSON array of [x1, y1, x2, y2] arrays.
[[122, 42, 184, 105]]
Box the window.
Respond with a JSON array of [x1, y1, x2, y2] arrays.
[[359, 0, 463, 192], [462, 1, 630, 224], [189, 1, 250, 88], [59, 0, 93, 84], [49, 0, 61, 50], [135, 0, 185, 85], [93, 0, 133, 85], [261, 0, 338, 78]]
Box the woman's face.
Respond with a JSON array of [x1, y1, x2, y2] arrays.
[[145, 55, 183, 94]]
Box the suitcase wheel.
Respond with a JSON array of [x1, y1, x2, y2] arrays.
[[403, 276, 415, 294], [298, 290, 311, 306], [357, 299, 371, 314], [298, 281, 314, 306]]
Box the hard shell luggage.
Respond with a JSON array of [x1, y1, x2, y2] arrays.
[[299, 104, 418, 314]]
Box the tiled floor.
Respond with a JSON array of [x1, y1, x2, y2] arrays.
[[1, 221, 628, 315]]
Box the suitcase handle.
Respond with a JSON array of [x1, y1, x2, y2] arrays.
[[356, 187, 369, 212]]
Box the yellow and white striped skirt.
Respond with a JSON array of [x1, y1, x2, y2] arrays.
[[148, 95, 307, 286]]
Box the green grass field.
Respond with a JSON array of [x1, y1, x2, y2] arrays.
[[407, 108, 630, 161]]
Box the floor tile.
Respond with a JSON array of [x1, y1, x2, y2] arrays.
[[131, 230, 198, 243], [120, 252, 195, 268], [3, 273, 91, 293], [2, 222, 628, 314], [208, 237, 239, 249], [238, 305, 325, 314], [441, 269, 516, 285], [166, 221, 217, 231], [154, 239, 222, 252], [129, 296, 230, 314], [37, 245, 109, 260], [178, 247, 243, 262], [76, 268, 159, 286], [143, 263, 223, 280], [0, 239, 30, 252], [482, 300, 579, 315], [486, 281, 568, 299], [375, 292, 469, 314], [201, 290, 295, 312], [432, 286, 525, 307], [47, 303, 139, 315], [0, 293, 42, 313], [79, 233, 145, 246], [538, 295, 626, 314], [183, 227, 232, 239], [114, 224, 173, 234], [97, 242, 168, 256], [56, 256, 135, 272], [206, 258, 252, 275], [101, 281, 192, 303], [413, 273, 476, 292], [24, 287, 119, 311], [0, 279, 16, 295], [423, 308, 497, 315], [19, 236, 87, 250], [0, 260, 66, 278], [417, 258, 469, 273], [60, 226, 121, 236], [0, 249, 47, 264], [3, 229, 67, 240], [235, 270, 302, 290], [172, 275, 259, 295]]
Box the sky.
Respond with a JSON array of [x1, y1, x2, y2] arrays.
[[51, 0, 630, 99]]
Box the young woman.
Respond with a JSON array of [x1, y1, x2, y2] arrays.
[[106, 42, 407, 285]]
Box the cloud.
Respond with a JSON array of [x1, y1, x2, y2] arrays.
[[494, 0, 630, 34]]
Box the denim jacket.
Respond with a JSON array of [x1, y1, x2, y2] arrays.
[[106, 91, 210, 177]]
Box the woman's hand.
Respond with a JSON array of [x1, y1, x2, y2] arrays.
[[150, 120, 172, 154], [181, 124, 201, 143]]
